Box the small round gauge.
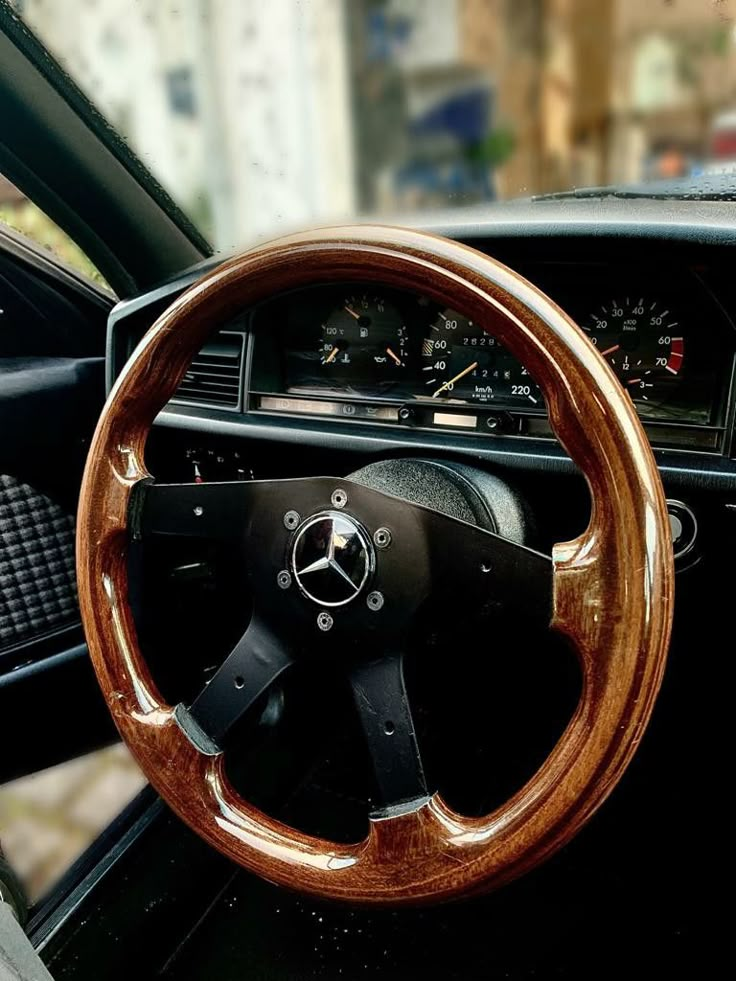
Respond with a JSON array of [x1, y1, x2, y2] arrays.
[[420, 310, 542, 407], [318, 293, 409, 380], [581, 298, 684, 409]]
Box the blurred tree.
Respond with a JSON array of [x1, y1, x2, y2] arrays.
[[675, 22, 733, 133], [0, 200, 109, 289], [465, 125, 517, 169]]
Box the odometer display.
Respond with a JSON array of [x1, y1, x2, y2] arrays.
[[420, 310, 542, 408]]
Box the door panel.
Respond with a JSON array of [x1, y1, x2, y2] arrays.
[[0, 356, 104, 487], [0, 227, 113, 781], [0, 644, 116, 782]]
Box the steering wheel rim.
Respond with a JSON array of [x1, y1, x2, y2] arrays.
[[76, 226, 674, 906]]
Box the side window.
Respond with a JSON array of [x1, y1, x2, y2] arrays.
[[0, 173, 108, 288]]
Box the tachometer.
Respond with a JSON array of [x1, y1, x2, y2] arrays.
[[581, 298, 684, 409], [421, 310, 542, 407]]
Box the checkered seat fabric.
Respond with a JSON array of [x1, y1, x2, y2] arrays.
[[0, 474, 78, 648]]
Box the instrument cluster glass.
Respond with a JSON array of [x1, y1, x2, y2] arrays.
[[249, 277, 728, 428], [264, 286, 545, 409]]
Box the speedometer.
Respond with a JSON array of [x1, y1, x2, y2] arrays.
[[581, 298, 684, 410], [421, 310, 542, 407]]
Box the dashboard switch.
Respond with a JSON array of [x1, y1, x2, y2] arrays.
[[666, 500, 698, 562]]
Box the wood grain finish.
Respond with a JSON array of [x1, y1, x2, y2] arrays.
[[76, 225, 674, 905]]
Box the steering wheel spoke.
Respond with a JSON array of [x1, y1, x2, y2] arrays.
[[188, 616, 294, 745], [420, 510, 553, 628], [131, 478, 262, 542], [348, 652, 429, 811]]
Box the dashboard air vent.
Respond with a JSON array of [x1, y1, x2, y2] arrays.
[[172, 331, 244, 410]]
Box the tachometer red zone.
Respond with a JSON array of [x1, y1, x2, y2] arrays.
[[667, 336, 684, 375]]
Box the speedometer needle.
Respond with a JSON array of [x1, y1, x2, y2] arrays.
[[386, 347, 403, 366], [432, 361, 478, 398]]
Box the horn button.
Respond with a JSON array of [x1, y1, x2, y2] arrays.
[[291, 511, 374, 607]]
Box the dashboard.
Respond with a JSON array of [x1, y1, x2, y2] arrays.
[[107, 206, 736, 483], [247, 262, 733, 453]]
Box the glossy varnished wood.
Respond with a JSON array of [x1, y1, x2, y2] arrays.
[[76, 225, 674, 905]]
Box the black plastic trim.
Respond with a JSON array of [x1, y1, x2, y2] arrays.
[[28, 790, 161, 951], [0, 643, 86, 686], [169, 329, 247, 413], [155, 405, 736, 491], [106, 265, 212, 392], [0, 225, 114, 308], [0, 623, 84, 673], [0, 642, 116, 782], [109, 197, 736, 304]]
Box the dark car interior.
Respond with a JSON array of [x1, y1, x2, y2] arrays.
[[0, 6, 731, 980]]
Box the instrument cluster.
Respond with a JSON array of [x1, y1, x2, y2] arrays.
[[248, 274, 733, 445], [255, 288, 545, 410]]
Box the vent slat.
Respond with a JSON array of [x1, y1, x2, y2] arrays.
[[178, 383, 239, 394], [185, 368, 240, 381], [171, 332, 243, 409], [191, 356, 240, 367], [181, 371, 239, 384]]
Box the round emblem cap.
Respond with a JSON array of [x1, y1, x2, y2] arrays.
[[291, 511, 373, 607]]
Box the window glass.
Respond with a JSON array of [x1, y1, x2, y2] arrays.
[[0, 747, 146, 902], [0, 174, 108, 287]]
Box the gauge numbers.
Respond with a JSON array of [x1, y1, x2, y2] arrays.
[[319, 293, 408, 375], [582, 298, 684, 409], [421, 310, 541, 407]]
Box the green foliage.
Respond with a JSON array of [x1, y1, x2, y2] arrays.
[[464, 126, 517, 169], [710, 24, 731, 59], [0, 200, 109, 289], [675, 24, 731, 90]]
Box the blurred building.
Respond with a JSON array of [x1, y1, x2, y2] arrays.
[[192, 0, 355, 245], [13, 0, 206, 219], [611, 0, 736, 181], [346, 0, 500, 210], [16, 0, 355, 250]]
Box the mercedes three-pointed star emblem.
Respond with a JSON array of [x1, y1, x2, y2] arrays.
[[290, 511, 373, 607]]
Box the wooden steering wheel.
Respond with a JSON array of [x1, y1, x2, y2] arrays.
[[76, 227, 673, 906]]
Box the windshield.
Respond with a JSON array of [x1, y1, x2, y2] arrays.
[[14, 0, 736, 253]]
